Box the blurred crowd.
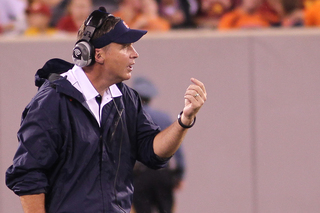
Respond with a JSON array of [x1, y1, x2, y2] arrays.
[[1, 0, 320, 36]]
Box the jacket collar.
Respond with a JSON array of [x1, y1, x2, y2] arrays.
[[53, 77, 86, 103]]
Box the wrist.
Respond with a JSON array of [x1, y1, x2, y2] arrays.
[[177, 111, 196, 128]]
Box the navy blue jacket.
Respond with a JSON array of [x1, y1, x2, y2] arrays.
[[6, 59, 169, 213]]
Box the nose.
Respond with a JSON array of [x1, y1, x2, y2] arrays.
[[131, 45, 139, 59]]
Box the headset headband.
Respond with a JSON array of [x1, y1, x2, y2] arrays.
[[81, 8, 112, 42]]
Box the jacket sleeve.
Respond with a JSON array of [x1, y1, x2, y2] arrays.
[[6, 87, 61, 196], [133, 95, 171, 170], [117, 83, 171, 169]]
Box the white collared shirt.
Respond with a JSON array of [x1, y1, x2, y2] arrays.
[[61, 65, 122, 125]]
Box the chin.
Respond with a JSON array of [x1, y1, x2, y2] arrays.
[[118, 75, 131, 83], [125, 72, 132, 80]]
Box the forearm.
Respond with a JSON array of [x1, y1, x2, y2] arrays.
[[154, 78, 207, 158], [20, 193, 46, 213], [153, 114, 194, 158]]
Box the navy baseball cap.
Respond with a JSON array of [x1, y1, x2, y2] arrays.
[[91, 20, 147, 48]]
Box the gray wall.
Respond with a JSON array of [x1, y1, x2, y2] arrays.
[[1, 28, 320, 213]]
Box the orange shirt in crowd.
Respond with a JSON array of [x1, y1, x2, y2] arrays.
[[218, 8, 270, 30], [113, 11, 170, 31], [304, 1, 320, 26], [304, 0, 320, 8]]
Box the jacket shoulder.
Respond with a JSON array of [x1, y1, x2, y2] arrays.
[[117, 82, 141, 103]]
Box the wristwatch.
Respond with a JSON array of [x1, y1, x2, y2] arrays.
[[177, 111, 196, 128]]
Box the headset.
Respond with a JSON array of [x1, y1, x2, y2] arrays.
[[72, 7, 111, 67]]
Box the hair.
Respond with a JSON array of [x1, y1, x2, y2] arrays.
[[77, 14, 121, 42]]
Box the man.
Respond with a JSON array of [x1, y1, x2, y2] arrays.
[[6, 7, 207, 213], [56, 0, 93, 33]]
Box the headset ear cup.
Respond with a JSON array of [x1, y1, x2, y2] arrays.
[[72, 41, 95, 67]]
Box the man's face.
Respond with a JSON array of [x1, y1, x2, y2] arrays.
[[70, 0, 92, 21], [102, 42, 139, 83], [27, 13, 50, 30]]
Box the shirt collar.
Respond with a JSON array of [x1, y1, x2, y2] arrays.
[[63, 65, 122, 101], [73, 65, 99, 101]]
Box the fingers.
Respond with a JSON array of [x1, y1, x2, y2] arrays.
[[182, 78, 207, 121], [184, 78, 207, 102], [191, 78, 206, 96]]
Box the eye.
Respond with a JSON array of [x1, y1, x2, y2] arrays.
[[121, 43, 131, 49]]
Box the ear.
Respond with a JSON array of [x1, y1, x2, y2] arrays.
[[94, 48, 104, 64]]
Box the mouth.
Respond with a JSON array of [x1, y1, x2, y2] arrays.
[[128, 63, 135, 71]]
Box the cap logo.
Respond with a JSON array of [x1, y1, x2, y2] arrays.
[[123, 21, 129, 29]]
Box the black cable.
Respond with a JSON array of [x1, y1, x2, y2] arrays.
[[111, 90, 126, 213]]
